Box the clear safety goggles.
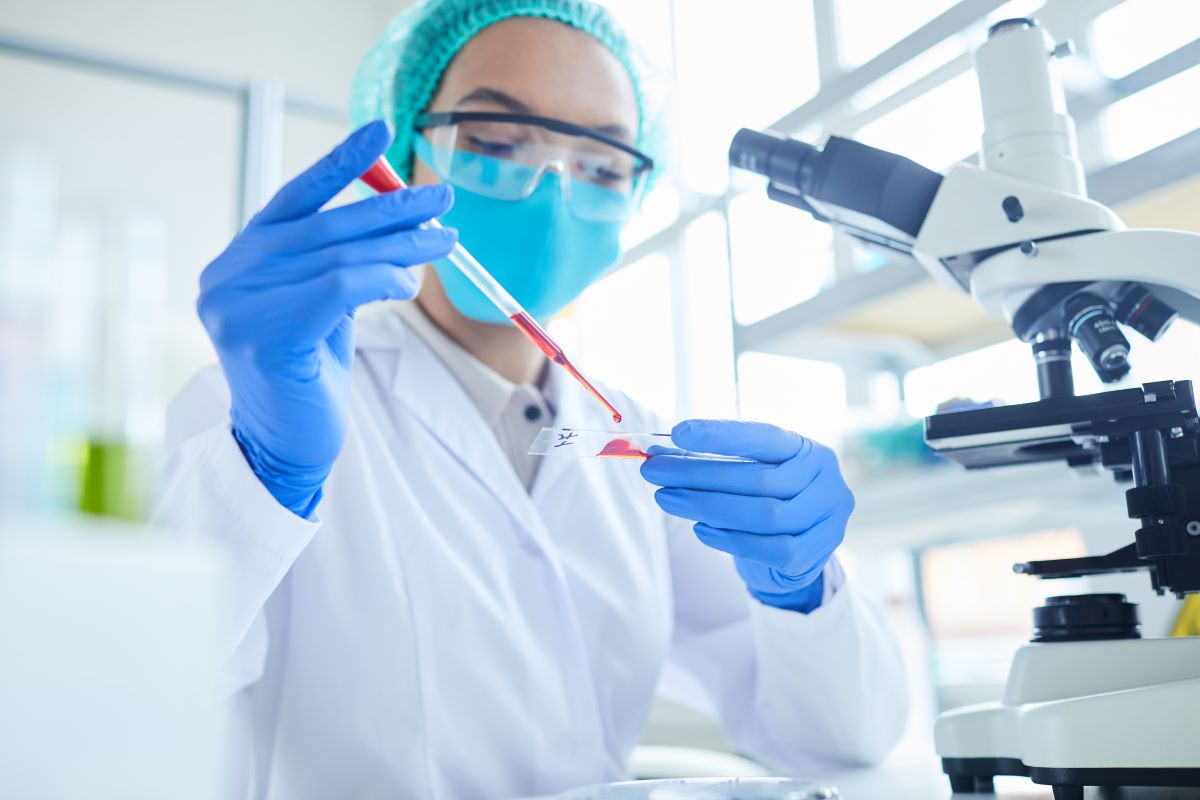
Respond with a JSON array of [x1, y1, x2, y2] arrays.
[[413, 111, 654, 222]]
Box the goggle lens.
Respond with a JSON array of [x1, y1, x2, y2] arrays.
[[418, 120, 648, 222]]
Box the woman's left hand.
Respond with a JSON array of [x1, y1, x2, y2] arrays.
[[641, 419, 854, 613]]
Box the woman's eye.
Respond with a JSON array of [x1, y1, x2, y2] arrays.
[[465, 136, 517, 158], [584, 165, 629, 186]]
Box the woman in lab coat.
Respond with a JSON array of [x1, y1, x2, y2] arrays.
[[158, 1, 907, 797]]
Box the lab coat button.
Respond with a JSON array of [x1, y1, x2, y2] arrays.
[[524, 404, 542, 422]]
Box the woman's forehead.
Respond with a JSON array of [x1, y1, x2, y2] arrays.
[[434, 17, 637, 137], [450, 86, 635, 143]]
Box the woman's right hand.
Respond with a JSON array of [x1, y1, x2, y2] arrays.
[[197, 121, 456, 517]]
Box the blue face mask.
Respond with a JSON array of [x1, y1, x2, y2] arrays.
[[414, 136, 625, 324]]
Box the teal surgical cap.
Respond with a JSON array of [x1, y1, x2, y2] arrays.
[[349, 0, 666, 185]]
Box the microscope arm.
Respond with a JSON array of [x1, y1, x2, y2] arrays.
[[965, 228, 1200, 327]]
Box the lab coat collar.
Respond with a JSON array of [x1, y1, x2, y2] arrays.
[[355, 303, 550, 548], [355, 303, 615, 506], [390, 301, 525, 431]]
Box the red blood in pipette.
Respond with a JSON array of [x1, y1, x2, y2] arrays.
[[359, 157, 624, 425], [597, 438, 648, 460], [509, 312, 623, 424], [360, 157, 405, 193]]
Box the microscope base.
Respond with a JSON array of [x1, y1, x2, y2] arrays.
[[935, 638, 1200, 795]]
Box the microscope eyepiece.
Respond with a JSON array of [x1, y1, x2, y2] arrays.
[[729, 128, 944, 239], [1063, 292, 1131, 381], [728, 128, 819, 195]]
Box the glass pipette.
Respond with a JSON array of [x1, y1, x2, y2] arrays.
[[359, 157, 623, 423]]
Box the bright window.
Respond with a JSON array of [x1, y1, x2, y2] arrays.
[[1091, 0, 1200, 78], [673, 1, 819, 194], [620, 183, 680, 251], [1092, 318, 1200, 391], [727, 185, 834, 325], [1103, 63, 1200, 161], [921, 528, 1087, 639], [850, 37, 970, 113], [557, 253, 677, 419], [737, 353, 848, 447], [835, 0, 959, 68], [902, 319, 1200, 419], [596, 0, 675, 75], [920, 527, 1088, 707], [903, 339, 1038, 419], [680, 212, 738, 420], [855, 69, 982, 170]]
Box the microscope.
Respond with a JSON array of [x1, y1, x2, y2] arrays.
[[729, 18, 1200, 800]]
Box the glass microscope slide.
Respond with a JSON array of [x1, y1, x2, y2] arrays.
[[527, 428, 754, 462]]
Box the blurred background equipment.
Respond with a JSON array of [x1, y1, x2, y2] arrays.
[[0, 515, 228, 799], [730, 13, 1200, 799], [4, 0, 1200, 788]]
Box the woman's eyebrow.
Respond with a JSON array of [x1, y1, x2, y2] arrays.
[[591, 123, 634, 142], [454, 87, 534, 113], [455, 86, 635, 141]]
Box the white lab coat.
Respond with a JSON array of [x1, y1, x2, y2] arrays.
[[155, 307, 907, 800]]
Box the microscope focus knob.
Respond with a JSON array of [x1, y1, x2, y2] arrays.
[[1135, 523, 1188, 558], [1126, 483, 1187, 518]]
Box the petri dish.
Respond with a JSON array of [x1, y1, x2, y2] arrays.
[[555, 777, 838, 800]]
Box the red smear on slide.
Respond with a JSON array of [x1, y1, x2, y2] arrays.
[[597, 438, 649, 460]]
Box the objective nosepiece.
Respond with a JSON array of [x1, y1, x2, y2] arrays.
[[1112, 283, 1178, 342], [1032, 337, 1074, 399], [1064, 292, 1131, 381]]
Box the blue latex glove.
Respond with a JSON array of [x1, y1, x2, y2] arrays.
[[641, 420, 855, 613], [197, 121, 457, 517]]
